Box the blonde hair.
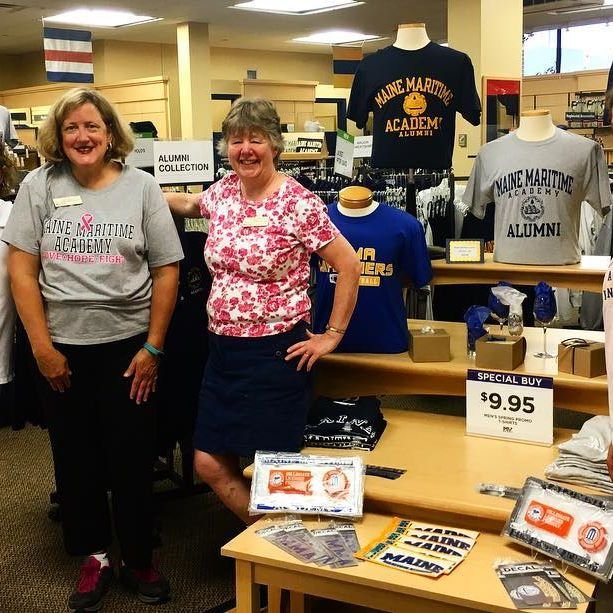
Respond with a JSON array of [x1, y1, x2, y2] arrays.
[[38, 88, 134, 163], [217, 97, 284, 164], [0, 145, 17, 198]]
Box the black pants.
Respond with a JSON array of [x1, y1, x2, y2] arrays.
[[42, 334, 155, 568]]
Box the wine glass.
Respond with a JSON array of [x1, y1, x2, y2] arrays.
[[488, 292, 509, 334], [533, 294, 556, 359]]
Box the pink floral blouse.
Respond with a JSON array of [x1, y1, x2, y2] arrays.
[[199, 173, 339, 337]]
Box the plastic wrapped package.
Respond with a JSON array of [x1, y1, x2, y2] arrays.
[[503, 477, 613, 581], [249, 451, 365, 517]]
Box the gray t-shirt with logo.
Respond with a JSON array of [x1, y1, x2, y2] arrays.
[[2, 162, 183, 344], [463, 128, 612, 264]]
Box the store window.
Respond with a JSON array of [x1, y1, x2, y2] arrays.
[[523, 29, 558, 76], [524, 23, 613, 76], [560, 23, 613, 72]]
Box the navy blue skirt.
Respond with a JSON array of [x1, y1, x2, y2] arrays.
[[193, 321, 311, 457]]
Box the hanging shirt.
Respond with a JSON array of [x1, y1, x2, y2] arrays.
[[462, 128, 612, 265], [347, 43, 481, 169], [313, 202, 432, 353]]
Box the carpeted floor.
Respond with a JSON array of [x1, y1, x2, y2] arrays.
[[0, 396, 599, 613], [0, 423, 242, 613]]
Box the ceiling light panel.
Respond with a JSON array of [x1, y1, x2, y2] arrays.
[[292, 30, 381, 44], [45, 9, 162, 28], [231, 1, 364, 16]]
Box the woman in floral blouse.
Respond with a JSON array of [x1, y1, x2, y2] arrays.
[[166, 97, 360, 523]]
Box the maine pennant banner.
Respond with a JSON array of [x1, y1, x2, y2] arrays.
[[44, 27, 94, 83], [332, 46, 362, 88]]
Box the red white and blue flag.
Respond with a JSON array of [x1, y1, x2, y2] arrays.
[[43, 27, 94, 83]]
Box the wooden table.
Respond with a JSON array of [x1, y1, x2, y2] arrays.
[[222, 512, 596, 613], [245, 410, 581, 532], [303, 409, 580, 532], [236, 408, 603, 610], [315, 320, 607, 415], [430, 253, 610, 292]]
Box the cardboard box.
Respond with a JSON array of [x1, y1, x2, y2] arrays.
[[408, 328, 450, 362], [558, 340, 606, 378], [475, 335, 526, 371]]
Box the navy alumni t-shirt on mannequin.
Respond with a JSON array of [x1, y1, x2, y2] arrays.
[[313, 203, 432, 353], [347, 43, 481, 169]]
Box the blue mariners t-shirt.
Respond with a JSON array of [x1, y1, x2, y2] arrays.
[[313, 203, 432, 353]]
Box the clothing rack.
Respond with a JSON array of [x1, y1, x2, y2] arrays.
[[217, 160, 455, 245], [278, 162, 353, 203], [353, 165, 455, 247]]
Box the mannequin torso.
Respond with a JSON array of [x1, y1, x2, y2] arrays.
[[393, 23, 430, 51], [515, 109, 556, 141], [313, 194, 432, 353]]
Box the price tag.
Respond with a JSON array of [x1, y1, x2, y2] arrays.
[[353, 135, 373, 158], [334, 129, 354, 178], [466, 369, 553, 445]]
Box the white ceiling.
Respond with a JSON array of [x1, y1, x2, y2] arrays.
[[0, 0, 612, 56]]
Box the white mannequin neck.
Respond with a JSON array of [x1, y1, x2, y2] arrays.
[[393, 23, 430, 51], [515, 110, 556, 142], [338, 200, 379, 217]]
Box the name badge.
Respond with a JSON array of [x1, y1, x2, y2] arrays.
[[53, 196, 83, 208], [242, 216, 268, 228]]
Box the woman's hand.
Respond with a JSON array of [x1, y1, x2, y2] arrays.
[[286, 330, 341, 372], [124, 348, 159, 405], [34, 346, 72, 393]]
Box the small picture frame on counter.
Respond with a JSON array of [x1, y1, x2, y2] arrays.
[[445, 239, 484, 264]]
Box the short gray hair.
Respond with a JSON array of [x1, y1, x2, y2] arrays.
[[217, 97, 284, 164]]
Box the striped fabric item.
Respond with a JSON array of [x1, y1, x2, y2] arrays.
[[43, 27, 94, 83], [332, 46, 362, 88]]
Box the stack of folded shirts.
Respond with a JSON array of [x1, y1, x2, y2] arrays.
[[545, 415, 613, 494], [303, 396, 387, 451]]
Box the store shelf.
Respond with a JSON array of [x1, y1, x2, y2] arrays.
[[315, 319, 606, 413], [430, 253, 610, 292], [279, 151, 329, 161]]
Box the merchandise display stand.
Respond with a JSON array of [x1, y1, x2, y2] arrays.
[[315, 319, 606, 413], [244, 409, 577, 531], [222, 512, 596, 613], [226, 218, 612, 611], [230, 257, 610, 611], [430, 253, 610, 292], [234, 411, 602, 612]]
